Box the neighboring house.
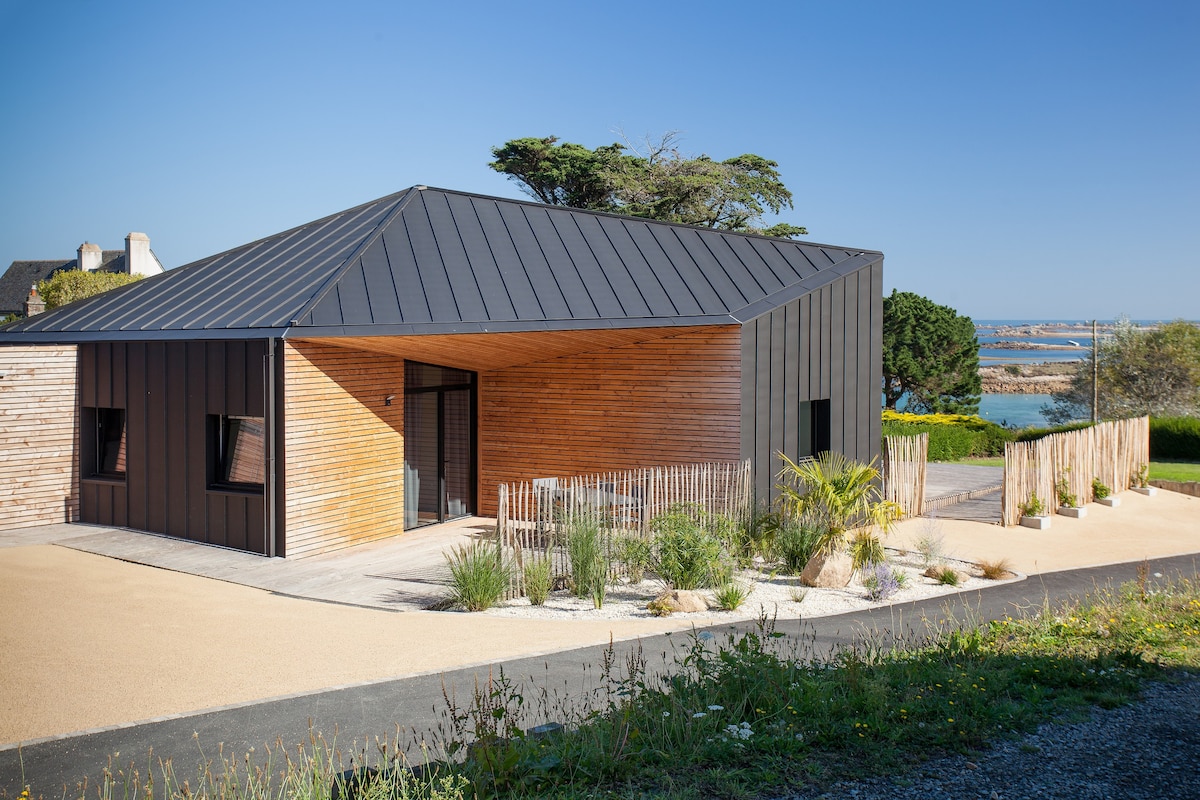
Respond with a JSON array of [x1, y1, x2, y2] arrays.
[[0, 187, 883, 557], [0, 233, 165, 317]]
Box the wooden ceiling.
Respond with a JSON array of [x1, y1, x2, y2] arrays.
[[294, 325, 731, 372]]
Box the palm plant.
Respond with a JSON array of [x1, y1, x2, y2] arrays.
[[775, 451, 902, 557]]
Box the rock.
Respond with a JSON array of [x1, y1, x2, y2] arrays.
[[653, 589, 709, 613], [800, 550, 853, 588]]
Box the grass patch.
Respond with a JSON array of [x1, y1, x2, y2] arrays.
[[950, 456, 1005, 467], [38, 577, 1200, 800], [1150, 460, 1200, 482]]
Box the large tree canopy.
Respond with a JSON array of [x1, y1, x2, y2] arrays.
[[489, 133, 807, 237], [882, 290, 981, 415], [1044, 319, 1200, 423]]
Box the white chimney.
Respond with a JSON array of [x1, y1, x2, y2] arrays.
[[125, 232, 156, 276], [78, 242, 102, 271]]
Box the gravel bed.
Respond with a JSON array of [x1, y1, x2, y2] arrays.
[[784, 675, 1200, 800], [475, 550, 1011, 621]]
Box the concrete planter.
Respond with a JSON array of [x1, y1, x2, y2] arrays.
[[1133, 486, 1158, 496], [1097, 496, 1121, 507], [1058, 506, 1087, 518], [1020, 515, 1052, 530]]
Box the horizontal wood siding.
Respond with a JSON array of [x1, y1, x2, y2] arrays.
[[283, 340, 405, 557], [76, 341, 270, 553], [479, 326, 742, 516], [741, 261, 883, 501], [0, 345, 79, 528]]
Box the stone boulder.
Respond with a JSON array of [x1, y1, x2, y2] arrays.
[[799, 550, 853, 588], [653, 589, 709, 613]]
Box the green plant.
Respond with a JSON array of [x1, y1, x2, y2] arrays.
[[713, 581, 751, 611], [1135, 462, 1151, 488], [617, 535, 653, 583], [775, 451, 902, 558], [788, 587, 808, 603], [772, 514, 824, 574], [933, 565, 960, 586], [848, 530, 885, 572], [445, 543, 511, 612], [1019, 491, 1045, 517], [1150, 416, 1200, 460], [1004, 363, 1022, 376], [1092, 478, 1111, 501], [522, 558, 552, 606], [565, 508, 608, 605], [647, 597, 674, 616], [862, 562, 901, 601], [1055, 470, 1078, 508], [978, 558, 1013, 580], [649, 505, 729, 590], [913, 525, 946, 568]]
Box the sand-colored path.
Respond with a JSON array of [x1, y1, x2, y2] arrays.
[[1, 488, 1196, 747], [0, 546, 721, 746]]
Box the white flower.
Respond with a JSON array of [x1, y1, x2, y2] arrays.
[[707, 704, 724, 711], [692, 712, 707, 718], [662, 711, 670, 717]]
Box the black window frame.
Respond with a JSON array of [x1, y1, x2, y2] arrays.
[[208, 414, 266, 493], [82, 406, 127, 481]]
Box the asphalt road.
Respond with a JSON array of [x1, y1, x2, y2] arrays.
[[5, 554, 1198, 797]]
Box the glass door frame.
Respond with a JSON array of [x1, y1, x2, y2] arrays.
[[403, 361, 477, 529]]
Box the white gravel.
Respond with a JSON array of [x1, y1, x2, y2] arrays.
[[479, 550, 1019, 622]]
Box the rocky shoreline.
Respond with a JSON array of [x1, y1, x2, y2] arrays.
[[979, 361, 1076, 394]]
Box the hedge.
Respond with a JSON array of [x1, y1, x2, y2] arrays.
[[1150, 417, 1200, 461], [882, 411, 1012, 461]]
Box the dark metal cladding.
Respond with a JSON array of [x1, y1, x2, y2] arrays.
[[0, 187, 881, 341]]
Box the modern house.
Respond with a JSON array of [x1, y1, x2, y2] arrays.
[[0, 233, 166, 318], [0, 187, 883, 557]]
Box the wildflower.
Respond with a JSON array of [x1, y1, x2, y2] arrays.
[[692, 712, 706, 719], [707, 704, 724, 711], [662, 711, 670, 717]]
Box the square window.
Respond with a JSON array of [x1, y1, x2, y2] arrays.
[[212, 415, 265, 489]]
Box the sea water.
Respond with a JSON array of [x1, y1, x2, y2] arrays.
[[977, 393, 1055, 428]]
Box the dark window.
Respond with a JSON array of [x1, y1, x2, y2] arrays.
[[92, 408, 126, 479], [211, 415, 265, 489]]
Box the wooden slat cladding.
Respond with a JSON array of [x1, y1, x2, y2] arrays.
[[741, 262, 883, 502], [75, 341, 270, 553], [0, 345, 79, 529], [478, 326, 742, 516], [282, 340, 405, 558]]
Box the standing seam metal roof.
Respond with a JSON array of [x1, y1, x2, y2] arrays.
[[0, 186, 882, 341]]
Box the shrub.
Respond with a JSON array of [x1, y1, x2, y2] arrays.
[[978, 558, 1014, 580], [564, 509, 609, 607], [522, 558, 552, 605], [881, 410, 1013, 460], [1055, 471, 1078, 509], [649, 505, 729, 590], [445, 543, 511, 612], [932, 565, 960, 586], [1014, 421, 1094, 442], [617, 535, 653, 583], [1092, 478, 1111, 501], [713, 581, 751, 611], [772, 515, 824, 574], [646, 597, 674, 616], [913, 526, 946, 568], [1019, 491, 1045, 517], [848, 531, 885, 572], [1150, 416, 1200, 460], [862, 562, 901, 601]]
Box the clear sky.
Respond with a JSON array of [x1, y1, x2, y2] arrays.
[[1, 0, 1196, 321]]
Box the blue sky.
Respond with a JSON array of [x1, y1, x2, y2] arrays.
[[1, 0, 1196, 320]]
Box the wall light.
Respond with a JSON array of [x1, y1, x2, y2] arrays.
[[385, 394, 396, 406]]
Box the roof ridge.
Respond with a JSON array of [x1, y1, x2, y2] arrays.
[[417, 185, 882, 254], [286, 187, 421, 327]]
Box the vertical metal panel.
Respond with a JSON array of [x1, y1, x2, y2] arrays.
[[333, 262, 374, 325], [808, 291, 822, 400], [571, 214, 657, 317], [272, 338, 287, 557], [187, 342, 208, 539], [207, 495, 227, 547], [424, 192, 490, 322], [444, 193, 518, 322], [113, 480, 127, 524], [522, 208, 599, 319], [246, 341, 266, 416], [769, 308, 786, 479], [125, 343, 147, 531], [841, 275, 858, 458], [754, 317, 772, 501], [145, 342, 168, 534], [856, 269, 873, 462], [498, 203, 572, 319], [783, 302, 799, 458], [796, 294, 809, 401], [468, 201, 543, 320], [547, 212, 624, 318], [739, 324, 756, 469], [96, 342, 112, 406], [206, 345, 225, 413], [225, 494, 247, 551], [111, 343, 126, 408], [868, 263, 884, 466], [224, 342, 247, 417], [81, 482, 97, 524], [356, 242, 405, 324], [165, 343, 188, 538]]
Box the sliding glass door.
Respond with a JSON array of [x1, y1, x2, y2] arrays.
[[403, 361, 475, 529]]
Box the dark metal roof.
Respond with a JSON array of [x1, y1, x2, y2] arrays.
[[0, 187, 882, 341]]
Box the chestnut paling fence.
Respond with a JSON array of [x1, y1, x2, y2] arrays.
[[496, 460, 753, 598], [881, 433, 928, 518], [1001, 416, 1150, 526]]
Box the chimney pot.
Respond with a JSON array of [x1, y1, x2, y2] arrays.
[[24, 285, 45, 316]]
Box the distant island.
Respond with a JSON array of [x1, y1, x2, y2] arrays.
[[979, 361, 1075, 394]]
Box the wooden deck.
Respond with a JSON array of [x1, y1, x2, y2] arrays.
[[1, 518, 495, 611]]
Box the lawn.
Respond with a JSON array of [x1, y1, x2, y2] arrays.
[[1151, 460, 1200, 482]]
